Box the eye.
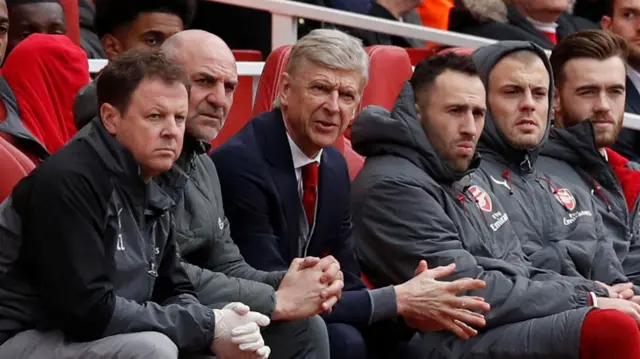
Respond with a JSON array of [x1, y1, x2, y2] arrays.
[[195, 78, 212, 86]]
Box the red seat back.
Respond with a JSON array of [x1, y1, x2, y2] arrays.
[[59, 0, 80, 46], [211, 50, 264, 148], [0, 135, 35, 202], [252, 46, 292, 116], [405, 47, 435, 66]]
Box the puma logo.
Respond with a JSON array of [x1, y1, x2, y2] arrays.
[[490, 175, 511, 191]]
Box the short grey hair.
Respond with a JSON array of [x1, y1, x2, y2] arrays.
[[273, 29, 369, 108]]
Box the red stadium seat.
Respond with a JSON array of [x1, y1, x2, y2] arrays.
[[0, 135, 34, 202], [252, 45, 292, 116], [347, 45, 414, 141], [210, 50, 264, 148], [59, 0, 80, 46], [405, 47, 436, 66]]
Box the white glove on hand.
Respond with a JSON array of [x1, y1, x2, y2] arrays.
[[211, 302, 271, 359]]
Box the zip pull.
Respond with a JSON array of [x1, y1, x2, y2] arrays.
[[519, 154, 533, 173], [147, 261, 158, 277]]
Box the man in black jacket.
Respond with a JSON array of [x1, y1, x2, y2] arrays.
[[0, 50, 270, 359]]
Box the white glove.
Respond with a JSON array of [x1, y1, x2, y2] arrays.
[[211, 302, 271, 359]]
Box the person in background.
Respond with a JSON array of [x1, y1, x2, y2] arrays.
[[212, 28, 489, 359], [6, 0, 65, 56], [74, 0, 196, 131], [601, 0, 640, 160], [78, 0, 104, 59], [541, 29, 640, 285], [347, 0, 423, 47], [0, 34, 89, 165], [449, 0, 596, 49], [0, 49, 271, 359], [158, 29, 338, 359]]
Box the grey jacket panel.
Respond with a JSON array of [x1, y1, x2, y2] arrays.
[[351, 85, 595, 333], [0, 200, 42, 345], [158, 137, 283, 317], [183, 261, 276, 315], [539, 121, 632, 261], [73, 81, 97, 131]]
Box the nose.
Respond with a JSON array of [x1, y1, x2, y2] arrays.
[[161, 116, 183, 140], [323, 90, 340, 114], [520, 89, 536, 112], [206, 82, 228, 109], [594, 91, 611, 113], [460, 111, 477, 137]]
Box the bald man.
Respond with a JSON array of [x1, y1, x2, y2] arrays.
[[154, 30, 339, 359]]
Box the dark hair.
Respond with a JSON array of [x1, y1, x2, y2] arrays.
[[606, 0, 615, 17], [97, 49, 190, 114], [550, 29, 628, 87], [94, 0, 197, 39], [410, 52, 478, 102]]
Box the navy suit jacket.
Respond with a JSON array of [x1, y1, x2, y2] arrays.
[[612, 77, 640, 161], [211, 109, 373, 326]]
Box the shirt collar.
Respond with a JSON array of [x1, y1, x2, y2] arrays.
[[628, 66, 640, 92], [287, 133, 322, 170]]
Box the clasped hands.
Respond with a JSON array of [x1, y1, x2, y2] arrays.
[[273, 255, 344, 321]]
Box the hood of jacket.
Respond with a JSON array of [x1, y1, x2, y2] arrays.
[[540, 120, 605, 169], [472, 40, 553, 171], [453, 0, 575, 23], [352, 82, 480, 184], [79, 0, 96, 29], [2, 34, 90, 155]]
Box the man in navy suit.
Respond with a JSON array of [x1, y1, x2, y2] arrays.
[[211, 29, 491, 359]]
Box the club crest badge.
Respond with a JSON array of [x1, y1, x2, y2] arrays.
[[468, 185, 493, 212], [555, 188, 576, 211]]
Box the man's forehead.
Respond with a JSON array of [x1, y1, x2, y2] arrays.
[[187, 48, 237, 78], [563, 57, 626, 87], [295, 63, 363, 87], [11, 2, 63, 20], [491, 58, 549, 85], [131, 12, 183, 33], [614, 0, 640, 12]]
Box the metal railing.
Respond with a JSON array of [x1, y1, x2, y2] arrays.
[[87, 0, 640, 130]]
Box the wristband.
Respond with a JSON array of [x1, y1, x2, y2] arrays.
[[589, 291, 599, 308]]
